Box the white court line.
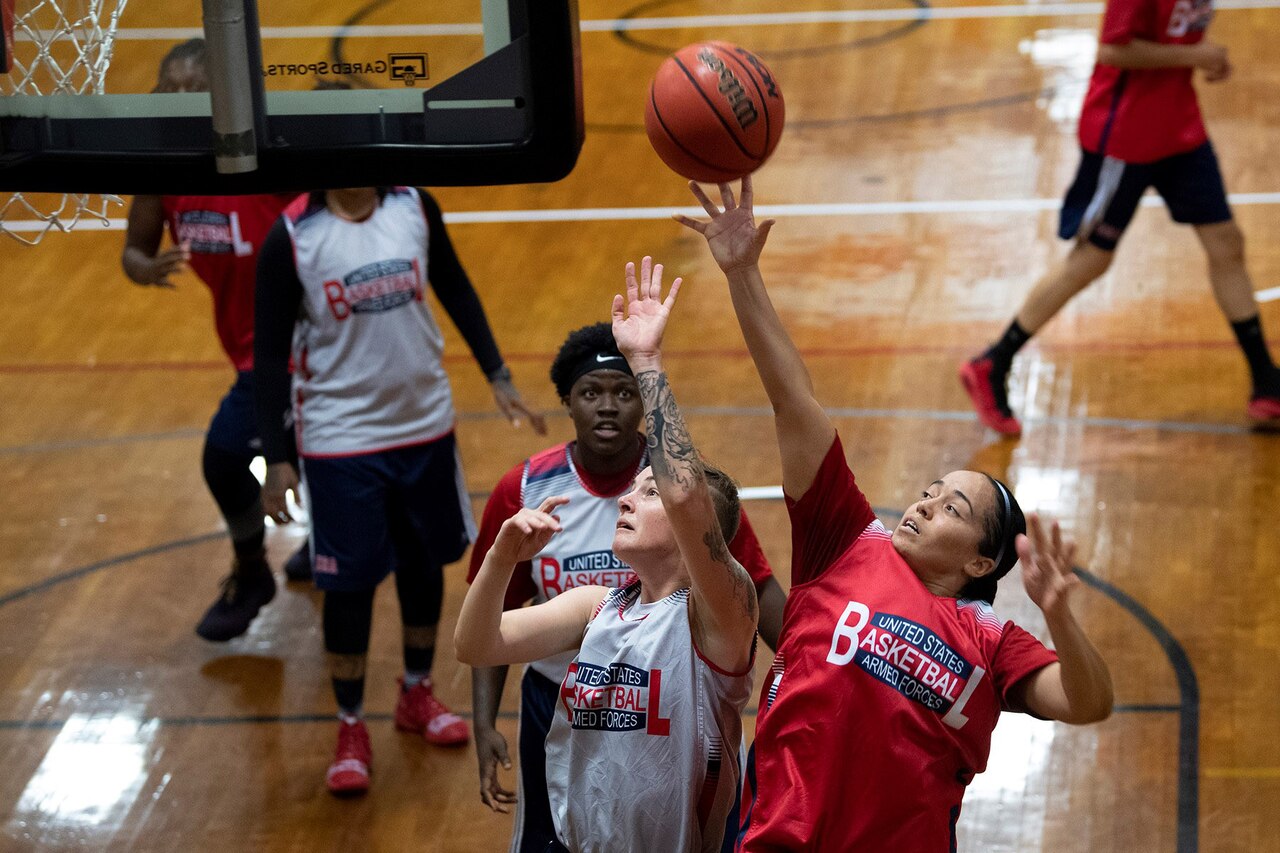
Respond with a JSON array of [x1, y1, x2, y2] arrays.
[[739, 486, 786, 501], [102, 0, 1280, 41], [6, 192, 1280, 234], [1256, 286, 1280, 303]]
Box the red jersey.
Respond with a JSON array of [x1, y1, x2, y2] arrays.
[[740, 435, 1058, 852], [1077, 0, 1212, 163], [467, 439, 775, 612], [162, 194, 295, 370]]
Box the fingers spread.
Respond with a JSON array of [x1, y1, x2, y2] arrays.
[[663, 277, 683, 309], [719, 182, 737, 211], [624, 261, 639, 306], [689, 181, 719, 217], [672, 213, 707, 233]]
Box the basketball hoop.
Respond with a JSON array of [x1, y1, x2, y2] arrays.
[[1, 0, 129, 244]]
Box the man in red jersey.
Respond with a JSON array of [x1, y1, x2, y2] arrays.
[[122, 39, 306, 642], [960, 0, 1280, 434], [677, 178, 1114, 852]]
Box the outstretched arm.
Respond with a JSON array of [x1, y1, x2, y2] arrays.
[[455, 496, 606, 666], [613, 257, 758, 674], [676, 177, 835, 499], [418, 189, 546, 435], [1097, 40, 1231, 81], [1009, 515, 1114, 724]]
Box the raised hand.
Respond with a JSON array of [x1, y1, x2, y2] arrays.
[[674, 175, 776, 274], [1017, 514, 1080, 617], [491, 495, 569, 565], [611, 255, 682, 366]]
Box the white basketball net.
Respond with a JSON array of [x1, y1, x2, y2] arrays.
[[1, 0, 130, 245]]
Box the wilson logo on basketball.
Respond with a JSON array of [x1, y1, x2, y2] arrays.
[[696, 48, 758, 130], [644, 40, 786, 183]]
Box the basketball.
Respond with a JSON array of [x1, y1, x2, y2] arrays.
[[643, 41, 785, 184]]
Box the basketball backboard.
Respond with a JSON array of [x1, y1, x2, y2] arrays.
[[0, 0, 583, 194]]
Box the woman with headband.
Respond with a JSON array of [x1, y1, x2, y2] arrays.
[[676, 177, 1115, 852]]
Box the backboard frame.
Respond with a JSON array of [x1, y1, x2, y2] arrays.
[[0, 0, 583, 193]]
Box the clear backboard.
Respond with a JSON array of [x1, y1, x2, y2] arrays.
[[0, 0, 583, 195]]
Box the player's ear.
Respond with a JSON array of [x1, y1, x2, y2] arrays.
[[560, 394, 571, 408]]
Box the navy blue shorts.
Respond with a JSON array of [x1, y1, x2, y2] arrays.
[[206, 370, 297, 464], [206, 371, 261, 459], [516, 668, 560, 853], [1059, 141, 1232, 251], [300, 434, 474, 592]]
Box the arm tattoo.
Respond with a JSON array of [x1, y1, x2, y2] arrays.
[[704, 531, 759, 620], [636, 370, 757, 619], [636, 370, 698, 496]]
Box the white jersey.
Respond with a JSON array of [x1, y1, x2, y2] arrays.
[[546, 581, 755, 853], [284, 187, 454, 456], [519, 442, 645, 683]]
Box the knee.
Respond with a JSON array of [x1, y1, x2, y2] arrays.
[[1066, 242, 1114, 284], [1202, 222, 1246, 268], [201, 441, 259, 508]]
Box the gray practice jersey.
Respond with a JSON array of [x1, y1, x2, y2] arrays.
[[284, 188, 454, 455], [546, 581, 755, 853]]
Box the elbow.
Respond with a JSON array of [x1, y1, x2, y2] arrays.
[[454, 625, 500, 667], [1065, 685, 1115, 725], [453, 626, 481, 666]]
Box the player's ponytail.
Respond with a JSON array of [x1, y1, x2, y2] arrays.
[[960, 475, 1025, 604]]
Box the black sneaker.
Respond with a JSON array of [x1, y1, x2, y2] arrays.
[[195, 555, 277, 641], [283, 542, 312, 582]]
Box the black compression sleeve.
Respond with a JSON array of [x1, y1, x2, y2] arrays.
[[253, 218, 303, 464], [417, 188, 504, 377]]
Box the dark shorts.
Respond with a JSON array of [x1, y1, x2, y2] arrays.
[[206, 371, 261, 459], [300, 434, 474, 592], [516, 668, 560, 853], [205, 370, 297, 464], [1058, 141, 1232, 251]]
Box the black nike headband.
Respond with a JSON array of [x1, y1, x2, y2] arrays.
[[562, 349, 633, 396]]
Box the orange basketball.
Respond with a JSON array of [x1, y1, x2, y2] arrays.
[[643, 41, 785, 184]]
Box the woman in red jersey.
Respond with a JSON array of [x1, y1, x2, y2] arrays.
[[676, 177, 1115, 852]]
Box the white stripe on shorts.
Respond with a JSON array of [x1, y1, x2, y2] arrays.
[[1077, 155, 1127, 240]]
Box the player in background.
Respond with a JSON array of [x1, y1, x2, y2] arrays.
[[678, 178, 1113, 851], [253, 185, 545, 796], [960, 0, 1280, 434], [121, 38, 307, 644], [457, 257, 759, 852], [467, 321, 785, 852]]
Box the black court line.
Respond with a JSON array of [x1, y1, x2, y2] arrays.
[[0, 532, 226, 609], [329, 0, 398, 89], [0, 514, 1199, 851], [1076, 567, 1199, 853], [613, 0, 932, 58]]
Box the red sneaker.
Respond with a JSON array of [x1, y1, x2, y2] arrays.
[[395, 678, 469, 746], [1248, 393, 1280, 429], [958, 358, 1022, 436], [326, 719, 372, 796]]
